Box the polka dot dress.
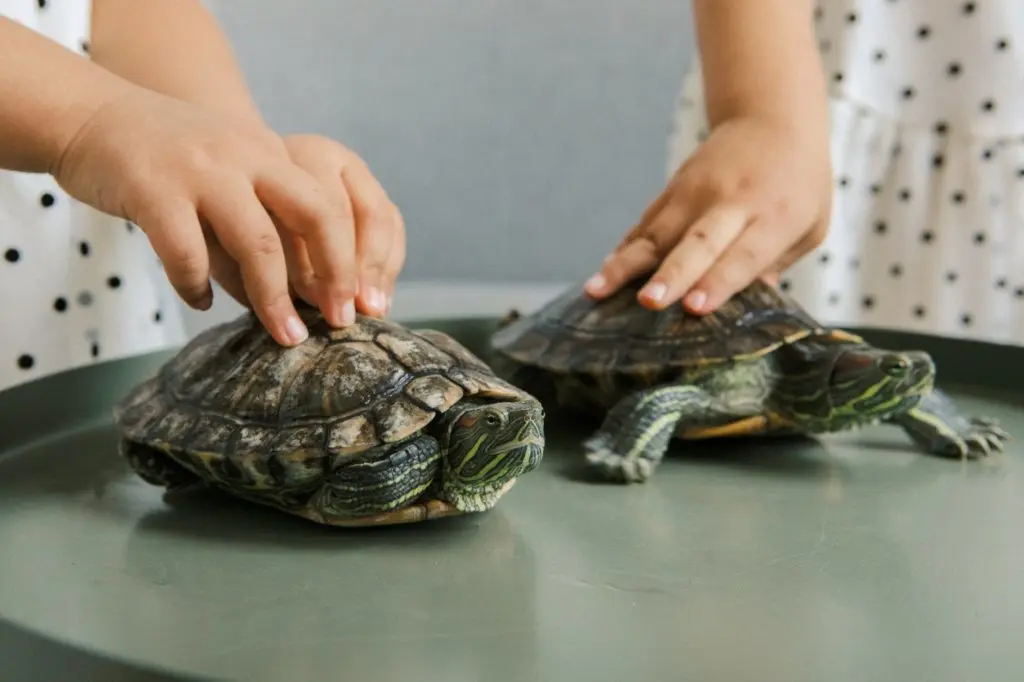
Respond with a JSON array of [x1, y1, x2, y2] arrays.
[[0, 1, 187, 392], [668, 0, 1024, 345]]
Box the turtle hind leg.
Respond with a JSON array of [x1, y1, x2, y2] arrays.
[[310, 435, 443, 523], [885, 388, 1010, 459], [119, 438, 201, 490], [583, 383, 716, 483]]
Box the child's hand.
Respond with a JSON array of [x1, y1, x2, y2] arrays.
[[52, 87, 401, 346], [584, 116, 832, 314]]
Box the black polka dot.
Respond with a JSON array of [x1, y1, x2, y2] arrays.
[[995, 38, 1010, 51], [932, 153, 945, 168], [80, 40, 90, 54], [814, 6, 824, 22], [912, 305, 926, 318], [4, 248, 20, 263], [819, 252, 831, 265], [846, 12, 858, 23], [962, 2, 976, 14], [995, 277, 1008, 290], [53, 297, 67, 312], [921, 230, 935, 244], [935, 121, 949, 135], [1017, 167, 1024, 179], [947, 63, 961, 77], [901, 86, 916, 100], [982, 148, 995, 161], [899, 188, 912, 201], [973, 232, 987, 245], [981, 99, 997, 113], [78, 241, 90, 257], [1015, 286, 1024, 299], [828, 293, 840, 306], [961, 313, 973, 327], [36, 0, 46, 8], [838, 176, 850, 189], [849, 257, 861, 269], [154, 310, 163, 323], [77, 291, 93, 307], [779, 279, 791, 292], [889, 264, 903, 278], [107, 275, 122, 289], [892, 144, 903, 158], [125, 221, 135, 233], [862, 296, 875, 309], [874, 49, 887, 62], [869, 183, 881, 195], [946, 271, 959, 283], [39, 192, 55, 208], [917, 26, 931, 39], [90, 343, 100, 359], [17, 354, 33, 370], [833, 72, 844, 84], [874, 220, 888, 235], [951, 190, 966, 204]]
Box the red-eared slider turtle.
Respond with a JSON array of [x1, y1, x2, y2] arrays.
[[490, 277, 1008, 483], [113, 307, 545, 527]]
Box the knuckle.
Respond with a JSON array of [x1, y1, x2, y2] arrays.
[[246, 229, 284, 261]]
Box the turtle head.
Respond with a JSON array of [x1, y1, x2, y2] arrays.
[[807, 345, 935, 431], [435, 397, 545, 512]]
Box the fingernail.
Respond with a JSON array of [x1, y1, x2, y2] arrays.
[[285, 315, 309, 344], [341, 299, 356, 325], [685, 289, 708, 312], [584, 274, 606, 293], [641, 281, 667, 303], [367, 286, 386, 314]]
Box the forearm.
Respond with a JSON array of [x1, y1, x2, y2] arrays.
[[692, 0, 827, 138], [91, 0, 263, 125], [0, 17, 133, 173]]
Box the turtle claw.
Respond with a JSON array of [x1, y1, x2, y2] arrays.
[[955, 417, 1010, 459], [584, 447, 653, 483]]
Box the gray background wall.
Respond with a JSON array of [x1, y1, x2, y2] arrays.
[[183, 1, 695, 333]]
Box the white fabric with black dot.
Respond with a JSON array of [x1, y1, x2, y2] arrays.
[[668, 0, 1024, 345], [0, 0, 186, 392]]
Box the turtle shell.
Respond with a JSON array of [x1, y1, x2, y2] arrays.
[[490, 277, 831, 378], [114, 306, 529, 494]]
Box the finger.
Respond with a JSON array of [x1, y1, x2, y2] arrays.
[[378, 209, 406, 314], [342, 160, 402, 317], [198, 182, 307, 346], [255, 165, 358, 327], [134, 199, 213, 310], [690, 214, 801, 313], [636, 204, 749, 311], [584, 237, 660, 298], [280, 229, 319, 307], [202, 226, 250, 308]]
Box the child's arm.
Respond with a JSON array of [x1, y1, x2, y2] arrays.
[[90, 0, 263, 124], [586, 0, 832, 314]]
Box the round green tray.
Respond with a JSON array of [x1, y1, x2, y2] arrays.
[[0, 317, 1022, 682]]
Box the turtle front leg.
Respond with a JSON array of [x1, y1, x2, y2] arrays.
[[583, 384, 714, 483], [312, 435, 443, 521], [885, 388, 1010, 459]]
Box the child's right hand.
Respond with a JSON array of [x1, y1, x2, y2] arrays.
[[51, 86, 404, 347]]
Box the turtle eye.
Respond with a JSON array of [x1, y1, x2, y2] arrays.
[[881, 355, 910, 377], [484, 412, 503, 428]]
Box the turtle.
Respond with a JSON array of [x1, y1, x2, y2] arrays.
[[489, 276, 1009, 483], [113, 306, 546, 527]]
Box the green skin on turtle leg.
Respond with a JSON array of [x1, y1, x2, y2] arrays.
[[584, 342, 1005, 483], [316, 397, 546, 517]]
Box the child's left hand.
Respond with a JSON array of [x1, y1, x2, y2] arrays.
[[206, 134, 405, 318]]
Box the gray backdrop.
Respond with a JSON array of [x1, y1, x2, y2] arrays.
[[183, 1, 695, 334]]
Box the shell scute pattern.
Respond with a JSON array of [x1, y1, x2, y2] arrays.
[[491, 278, 825, 377]]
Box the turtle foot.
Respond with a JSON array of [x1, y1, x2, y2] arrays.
[[951, 417, 1011, 459], [583, 445, 653, 483]]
